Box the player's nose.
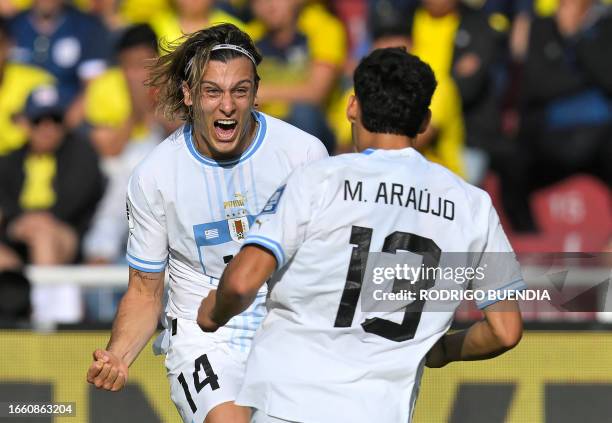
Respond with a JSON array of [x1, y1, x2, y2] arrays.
[[219, 93, 236, 116]]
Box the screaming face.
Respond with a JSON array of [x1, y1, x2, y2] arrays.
[[183, 56, 258, 160]]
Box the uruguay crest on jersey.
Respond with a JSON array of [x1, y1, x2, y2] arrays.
[[224, 193, 250, 242], [229, 215, 250, 242]]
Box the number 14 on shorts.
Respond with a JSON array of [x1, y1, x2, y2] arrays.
[[178, 353, 220, 413]]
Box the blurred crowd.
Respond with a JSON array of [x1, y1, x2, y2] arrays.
[[0, 0, 610, 322]]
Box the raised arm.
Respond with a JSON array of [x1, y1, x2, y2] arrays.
[[87, 267, 164, 391]]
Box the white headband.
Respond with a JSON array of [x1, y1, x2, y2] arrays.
[[185, 43, 257, 77], [211, 43, 257, 66]]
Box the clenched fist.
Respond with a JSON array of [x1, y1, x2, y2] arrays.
[[86, 349, 129, 391], [197, 289, 221, 332]]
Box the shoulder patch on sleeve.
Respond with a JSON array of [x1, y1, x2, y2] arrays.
[[126, 200, 135, 234], [261, 185, 286, 215]]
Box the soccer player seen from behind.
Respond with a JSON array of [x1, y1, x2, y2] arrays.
[[86, 23, 328, 423], [198, 48, 525, 423]]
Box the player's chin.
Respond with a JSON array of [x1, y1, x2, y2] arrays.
[[210, 137, 241, 157]]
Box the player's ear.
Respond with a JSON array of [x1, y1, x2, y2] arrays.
[[346, 94, 358, 124], [182, 81, 192, 107], [418, 109, 432, 134], [253, 82, 259, 109]]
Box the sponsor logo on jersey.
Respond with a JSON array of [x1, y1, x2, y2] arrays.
[[228, 216, 250, 242], [224, 193, 246, 210]]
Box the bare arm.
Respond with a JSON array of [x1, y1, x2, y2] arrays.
[[197, 245, 276, 331], [107, 268, 165, 364], [87, 268, 164, 390], [427, 300, 523, 368]]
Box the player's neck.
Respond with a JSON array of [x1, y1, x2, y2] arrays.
[[361, 133, 415, 151]]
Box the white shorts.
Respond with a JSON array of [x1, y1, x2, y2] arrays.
[[251, 409, 302, 423], [165, 317, 248, 422]]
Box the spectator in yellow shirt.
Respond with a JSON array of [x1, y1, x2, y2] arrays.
[[0, 17, 53, 155], [72, 0, 173, 28], [83, 24, 176, 264], [0, 84, 104, 270], [249, 0, 347, 153], [329, 14, 465, 178], [149, 0, 245, 46], [0, 84, 104, 324]]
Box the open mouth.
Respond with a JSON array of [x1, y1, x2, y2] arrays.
[[214, 119, 238, 141]]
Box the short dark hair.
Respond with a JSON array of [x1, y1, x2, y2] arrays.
[[354, 48, 436, 137], [116, 23, 158, 54], [148, 23, 262, 122]]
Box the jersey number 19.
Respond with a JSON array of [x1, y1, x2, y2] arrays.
[[334, 226, 441, 342]]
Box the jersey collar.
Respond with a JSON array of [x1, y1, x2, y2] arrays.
[[361, 147, 418, 157], [183, 110, 267, 168]]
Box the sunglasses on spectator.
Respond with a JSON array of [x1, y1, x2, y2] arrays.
[[30, 114, 63, 125]]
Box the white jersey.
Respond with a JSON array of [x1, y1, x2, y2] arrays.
[[126, 111, 328, 351], [238, 147, 525, 422]]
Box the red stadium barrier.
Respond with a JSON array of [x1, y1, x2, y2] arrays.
[[532, 175, 611, 234], [485, 173, 612, 252]]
